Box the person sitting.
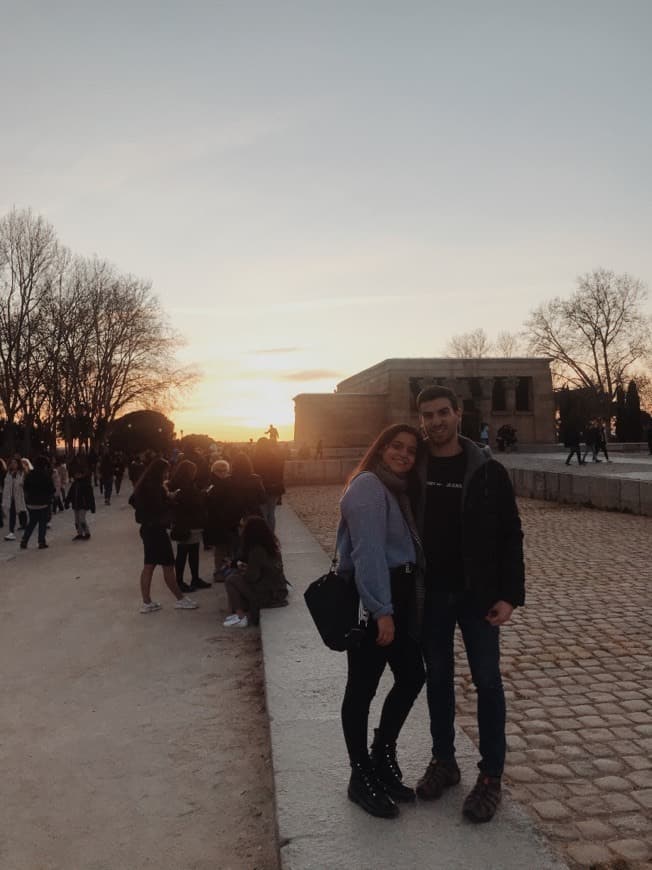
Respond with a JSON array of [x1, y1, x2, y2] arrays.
[[223, 515, 289, 629]]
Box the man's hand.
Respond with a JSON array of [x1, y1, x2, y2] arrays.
[[376, 614, 395, 646], [485, 600, 514, 626]]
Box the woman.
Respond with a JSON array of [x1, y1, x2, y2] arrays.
[[337, 424, 426, 819], [65, 459, 96, 540], [204, 459, 240, 581], [168, 459, 210, 593], [229, 452, 267, 527], [223, 515, 289, 628], [2, 457, 27, 540], [130, 457, 198, 613], [252, 437, 285, 532], [0, 458, 6, 529]]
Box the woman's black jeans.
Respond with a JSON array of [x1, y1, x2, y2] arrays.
[[175, 541, 200, 584], [341, 570, 425, 764]]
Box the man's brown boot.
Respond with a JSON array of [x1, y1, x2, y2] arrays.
[[415, 758, 461, 800], [462, 773, 502, 823]]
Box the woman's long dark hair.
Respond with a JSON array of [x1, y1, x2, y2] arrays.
[[241, 515, 281, 560], [132, 457, 170, 498], [169, 459, 197, 489], [231, 452, 254, 478], [347, 423, 424, 500]]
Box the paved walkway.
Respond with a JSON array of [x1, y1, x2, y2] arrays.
[[263, 506, 568, 870], [498, 450, 652, 481], [0, 495, 277, 870], [284, 484, 652, 869]]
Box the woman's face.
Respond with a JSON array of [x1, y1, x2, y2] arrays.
[[8, 459, 18, 472], [380, 431, 418, 476]]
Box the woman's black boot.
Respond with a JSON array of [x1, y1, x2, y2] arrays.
[[370, 730, 416, 803], [348, 758, 399, 818]]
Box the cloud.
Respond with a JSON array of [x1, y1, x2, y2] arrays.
[[279, 370, 342, 381]]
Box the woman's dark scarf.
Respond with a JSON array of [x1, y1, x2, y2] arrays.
[[374, 462, 426, 641]]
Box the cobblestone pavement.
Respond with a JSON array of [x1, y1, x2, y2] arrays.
[[286, 487, 652, 870]]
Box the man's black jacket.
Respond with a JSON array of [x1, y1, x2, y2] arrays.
[[415, 436, 525, 611]]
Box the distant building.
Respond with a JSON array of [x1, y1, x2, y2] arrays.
[[294, 357, 555, 448]]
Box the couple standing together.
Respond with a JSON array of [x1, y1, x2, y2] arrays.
[[337, 385, 525, 823]]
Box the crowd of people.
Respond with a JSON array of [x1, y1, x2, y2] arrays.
[[128, 440, 289, 620], [0, 436, 290, 628]]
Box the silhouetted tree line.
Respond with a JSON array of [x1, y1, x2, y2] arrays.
[[0, 208, 196, 455]]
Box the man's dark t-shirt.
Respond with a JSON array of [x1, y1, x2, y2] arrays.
[[424, 451, 466, 602]]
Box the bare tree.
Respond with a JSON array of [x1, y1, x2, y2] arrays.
[[524, 268, 651, 401], [0, 208, 198, 452], [445, 328, 493, 358], [494, 330, 522, 357], [0, 208, 59, 450], [73, 258, 197, 442]]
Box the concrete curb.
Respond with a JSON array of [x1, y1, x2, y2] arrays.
[[261, 505, 569, 870]]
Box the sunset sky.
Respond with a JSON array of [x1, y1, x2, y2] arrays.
[[3, 1, 651, 441]]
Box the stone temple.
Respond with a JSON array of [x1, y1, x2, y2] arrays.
[[294, 357, 555, 449]]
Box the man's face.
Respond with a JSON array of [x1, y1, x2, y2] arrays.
[[419, 398, 461, 448]]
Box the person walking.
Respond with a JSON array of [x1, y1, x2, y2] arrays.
[[99, 452, 114, 504], [414, 386, 525, 824], [0, 458, 6, 530], [2, 457, 27, 540], [20, 456, 55, 550], [564, 424, 585, 466], [582, 421, 601, 463], [129, 458, 198, 613], [65, 459, 96, 540], [337, 424, 427, 819], [114, 453, 126, 494], [596, 421, 611, 462]]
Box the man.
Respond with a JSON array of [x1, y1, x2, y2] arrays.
[[582, 421, 601, 463], [414, 386, 525, 823]]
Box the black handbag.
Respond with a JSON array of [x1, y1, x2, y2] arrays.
[[304, 560, 366, 652], [170, 524, 191, 542]]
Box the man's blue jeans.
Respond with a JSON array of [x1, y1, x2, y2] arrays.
[[423, 600, 506, 777]]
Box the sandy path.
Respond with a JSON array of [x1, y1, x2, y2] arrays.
[[0, 494, 278, 870]]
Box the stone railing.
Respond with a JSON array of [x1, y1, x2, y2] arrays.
[[504, 467, 651, 516], [284, 457, 652, 516]]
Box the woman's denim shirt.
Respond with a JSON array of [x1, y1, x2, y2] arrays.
[[336, 472, 416, 619]]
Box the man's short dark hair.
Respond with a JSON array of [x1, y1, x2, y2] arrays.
[[416, 385, 459, 412]]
